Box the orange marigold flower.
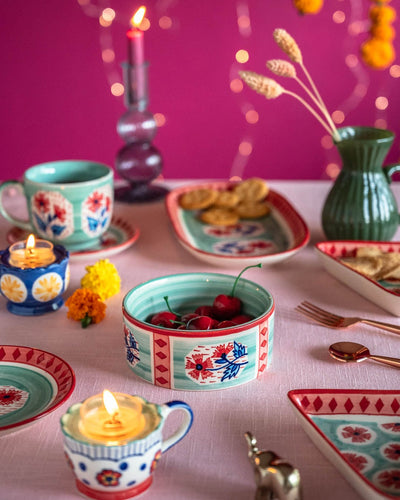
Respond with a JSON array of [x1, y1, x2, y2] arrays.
[[293, 0, 323, 14], [369, 5, 396, 24], [370, 23, 396, 41], [65, 288, 106, 328], [361, 38, 396, 69]]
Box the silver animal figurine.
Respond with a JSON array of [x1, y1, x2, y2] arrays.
[[245, 432, 302, 500]]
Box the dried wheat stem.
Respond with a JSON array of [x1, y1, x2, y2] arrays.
[[283, 89, 336, 136], [239, 71, 284, 99], [299, 62, 340, 141]]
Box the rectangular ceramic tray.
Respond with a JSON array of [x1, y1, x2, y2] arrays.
[[166, 181, 309, 267], [288, 389, 400, 500], [315, 241, 400, 316]]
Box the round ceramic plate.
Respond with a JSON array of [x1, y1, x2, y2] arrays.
[[0, 345, 75, 435], [6, 215, 140, 263]]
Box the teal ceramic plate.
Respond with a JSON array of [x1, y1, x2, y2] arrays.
[[7, 215, 140, 263], [315, 241, 400, 317], [166, 181, 309, 267], [289, 389, 400, 500], [0, 345, 75, 435]]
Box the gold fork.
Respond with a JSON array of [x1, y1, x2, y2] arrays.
[[295, 301, 400, 335]]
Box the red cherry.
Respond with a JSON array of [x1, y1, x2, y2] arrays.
[[212, 295, 241, 320], [177, 324, 187, 330], [194, 305, 214, 317], [181, 312, 199, 323], [150, 311, 177, 328], [212, 263, 262, 320], [231, 314, 254, 325], [187, 316, 218, 330], [217, 320, 237, 328]]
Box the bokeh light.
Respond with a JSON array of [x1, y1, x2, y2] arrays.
[[102, 8, 115, 22], [245, 110, 259, 124], [229, 176, 242, 182], [389, 65, 400, 78], [230, 79, 244, 93], [102, 49, 115, 63], [99, 16, 112, 27], [321, 135, 334, 149], [238, 141, 252, 156], [111, 83, 124, 96], [375, 118, 387, 129], [159, 16, 172, 29], [345, 54, 358, 68], [236, 50, 249, 64], [354, 83, 368, 98], [140, 18, 151, 31], [348, 21, 363, 36], [333, 11, 345, 24], [326, 163, 340, 179], [375, 96, 389, 111], [332, 110, 345, 124], [154, 113, 166, 127], [238, 15, 250, 29]]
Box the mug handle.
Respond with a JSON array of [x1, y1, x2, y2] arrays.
[[383, 163, 400, 223], [159, 400, 193, 453], [0, 180, 32, 231]]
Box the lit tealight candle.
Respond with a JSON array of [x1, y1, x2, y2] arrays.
[[127, 6, 146, 66], [79, 390, 147, 445], [9, 234, 56, 269]]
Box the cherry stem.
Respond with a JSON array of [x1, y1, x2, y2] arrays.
[[230, 263, 262, 297], [163, 296, 181, 317]]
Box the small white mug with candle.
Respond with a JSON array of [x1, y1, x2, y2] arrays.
[[60, 391, 193, 499]]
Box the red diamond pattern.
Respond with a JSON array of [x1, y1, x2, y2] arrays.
[[391, 398, 400, 413], [37, 353, 45, 364], [359, 396, 370, 412], [258, 322, 269, 374], [300, 396, 310, 409], [376, 398, 384, 412], [12, 348, 21, 360], [328, 398, 337, 412], [26, 349, 34, 362], [344, 398, 354, 413], [153, 334, 170, 388], [0, 347, 5, 360], [313, 396, 323, 412], [46, 358, 55, 369]]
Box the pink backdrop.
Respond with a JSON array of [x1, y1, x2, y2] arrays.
[[1, 0, 399, 181]]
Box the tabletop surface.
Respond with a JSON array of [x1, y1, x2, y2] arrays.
[[1, 180, 400, 500]]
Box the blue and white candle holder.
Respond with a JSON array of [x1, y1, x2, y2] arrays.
[[0, 245, 69, 315]]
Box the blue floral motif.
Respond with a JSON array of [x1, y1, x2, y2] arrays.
[[124, 327, 140, 366], [208, 341, 248, 382]]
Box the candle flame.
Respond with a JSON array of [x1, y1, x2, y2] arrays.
[[103, 390, 119, 417], [26, 234, 36, 252], [131, 6, 146, 27]]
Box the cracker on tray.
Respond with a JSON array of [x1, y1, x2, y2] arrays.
[[340, 247, 400, 281]]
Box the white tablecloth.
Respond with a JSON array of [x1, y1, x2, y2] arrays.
[[1, 180, 400, 500]]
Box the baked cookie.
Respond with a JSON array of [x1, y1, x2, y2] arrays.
[[200, 207, 239, 226], [213, 190, 240, 208], [235, 201, 270, 219], [179, 188, 218, 210], [233, 178, 269, 202]]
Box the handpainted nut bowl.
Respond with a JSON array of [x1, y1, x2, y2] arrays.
[[122, 272, 274, 391]]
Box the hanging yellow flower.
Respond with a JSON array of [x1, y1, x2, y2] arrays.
[[65, 288, 106, 328], [370, 23, 396, 41], [369, 5, 396, 23], [293, 0, 323, 15], [80, 259, 121, 301], [361, 38, 396, 69]]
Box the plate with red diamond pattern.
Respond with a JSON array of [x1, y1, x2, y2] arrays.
[[288, 389, 400, 500], [0, 345, 75, 435], [166, 181, 309, 267]]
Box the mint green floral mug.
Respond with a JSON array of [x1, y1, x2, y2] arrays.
[[0, 160, 114, 251]]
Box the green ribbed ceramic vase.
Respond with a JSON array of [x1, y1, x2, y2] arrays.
[[322, 126, 400, 241]]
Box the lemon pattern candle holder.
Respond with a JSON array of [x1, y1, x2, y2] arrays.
[[0, 245, 69, 315]]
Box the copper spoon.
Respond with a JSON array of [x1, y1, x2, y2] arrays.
[[329, 341, 400, 369]]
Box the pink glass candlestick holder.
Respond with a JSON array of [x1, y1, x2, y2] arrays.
[[115, 62, 168, 203]]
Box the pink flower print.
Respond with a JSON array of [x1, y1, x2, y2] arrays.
[[342, 452, 369, 471], [185, 353, 213, 380], [377, 469, 400, 490], [382, 423, 400, 433], [105, 196, 111, 212], [96, 469, 122, 487], [384, 444, 400, 461], [213, 343, 234, 359], [53, 204, 66, 222], [34, 193, 50, 213], [0, 388, 22, 406], [341, 426, 372, 443], [87, 191, 104, 212]]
